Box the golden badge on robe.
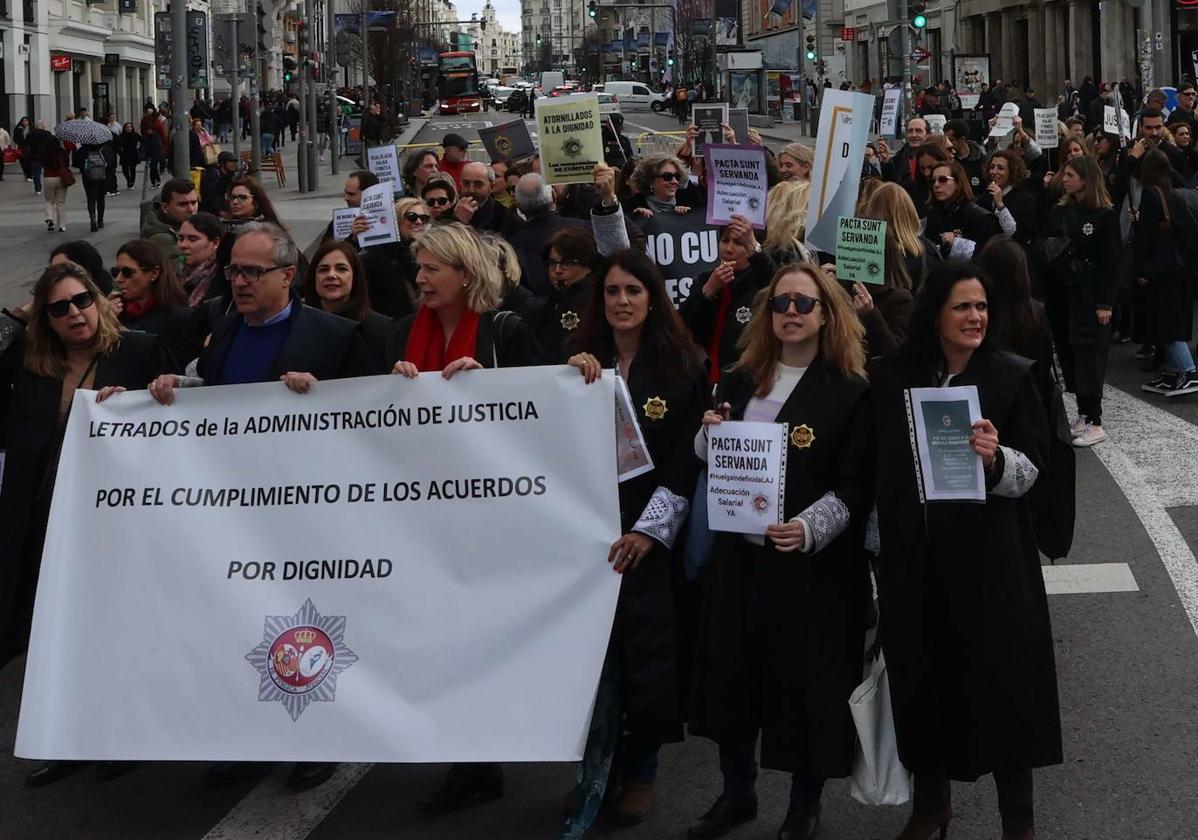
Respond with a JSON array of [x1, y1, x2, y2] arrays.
[[560, 310, 580, 331], [790, 424, 815, 449], [643, 396, 668, 421]]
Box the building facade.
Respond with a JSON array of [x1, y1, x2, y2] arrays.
[[465, 2, 522, 76]]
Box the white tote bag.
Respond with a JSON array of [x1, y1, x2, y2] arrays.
[[849, 653, 912, 806]]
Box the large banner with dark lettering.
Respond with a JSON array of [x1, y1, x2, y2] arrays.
[[17, 369, 621, 762], [638, 210, 721, 307]]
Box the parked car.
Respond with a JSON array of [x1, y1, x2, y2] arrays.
[[490, 85, 515, 107], [600, 81, 668, 111], [597, 93, 621, 116], [506, 89, 529, 113]]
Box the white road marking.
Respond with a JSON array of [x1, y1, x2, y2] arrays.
[[1087, 386, 1198, 638], [1043, 563, 1139, 595], [200, 763, 374, 840]]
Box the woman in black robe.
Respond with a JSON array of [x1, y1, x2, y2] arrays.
[[870, 262, 1060, 840], [688, 263, 873, 840], [924, 159, 1000, 262], [0, 264, 176, 785], [112, 239, 195, 364], [561, 250, 707, 836], [531, 227, 600, 364]]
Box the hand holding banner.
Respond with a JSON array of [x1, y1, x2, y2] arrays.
[[988, 102, 1019, 138], [358, 182, 399, 247], [706, 421, 788, 535], [332, 208, 359, 241], [366, 144, 402, 194]]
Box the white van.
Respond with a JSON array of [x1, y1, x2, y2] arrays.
[[598, 81, 667, 111]]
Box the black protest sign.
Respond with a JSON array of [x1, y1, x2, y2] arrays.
[[638, 211, 720, 307], [477, 120, 536, 163]]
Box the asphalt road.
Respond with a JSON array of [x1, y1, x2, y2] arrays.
[[0, 112, 1196, 840]]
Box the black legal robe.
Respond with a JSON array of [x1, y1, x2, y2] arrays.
[[869, 348, 1063, 781]]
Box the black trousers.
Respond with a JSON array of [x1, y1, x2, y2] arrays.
[[122, 162, 137, 187], [83, 179, 106, 222], [914, 769, 1034, 834]]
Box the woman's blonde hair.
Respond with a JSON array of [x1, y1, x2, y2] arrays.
[[25, 262, 123, 378], [394, 196, 425, 217], [478, 232, 522, 292], [778, 143, 813, 169], [762, 180, 811, 252], [734, 263, 866, 395], [860, 182, 924, 259], [411, 222, 503, 313], [632, 154, 690, 194]]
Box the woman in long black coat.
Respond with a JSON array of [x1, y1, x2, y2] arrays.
[[924, 159, 999, 261], [870, 262, 1060, 840], [0, 264, 177, 668], [688, 263, 872, 840], [561, 250, 707, 837]]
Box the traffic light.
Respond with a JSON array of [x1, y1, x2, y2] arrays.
[[283, 55, 297, 82], [257, 0, 275, 52], [666, 54, 674, 66], [805, 33, 816, 61], [911, 0, 927, 29], [587, 0, 597, 17], [536, 33, 542, 44]]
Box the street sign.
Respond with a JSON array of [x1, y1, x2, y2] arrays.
[[841, 27, 855, 41], [213, 14, 256, 80], [911, 46, 930, 63], [155, 11, 210, 90]]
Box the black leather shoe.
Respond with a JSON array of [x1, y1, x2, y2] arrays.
[[418, 763, 504, 815], [26, 760, 84, 788], [778, 798, 821, 840], [205, 762, 273, 787], [687, 792, 758, 839], [287, 762, 338, 791], [96, 761, 136, 782]]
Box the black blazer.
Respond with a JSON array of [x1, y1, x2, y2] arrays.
[[198, 297, 377, 384], [357, 310, 395, 373], [385, 309, 542, 370], [122, 304, 195, 367], [681, 250, 776, 375]]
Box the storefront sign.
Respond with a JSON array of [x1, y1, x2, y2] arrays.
[[50, 54, 71, 72]]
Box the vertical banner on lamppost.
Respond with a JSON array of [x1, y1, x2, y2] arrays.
[[806, 89, 874, 255]]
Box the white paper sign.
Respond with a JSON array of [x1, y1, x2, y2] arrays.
[[959, 93, 981, 110], [1034, 108, 1059, 149], [908, 385, 985, 503], [17, 369, 622, 762], [332, 208, 359, 241], [924, 114, 946, 135], [357, 182, 399, 247], [1104, 104, 1131, 138], [614, 373, 653, 483], [366, 144, 402, 193], [988, 102, 1019, 137], [707, 421, 788, 534], [879, 88, 902, 137], [704, 143, 768, 229]]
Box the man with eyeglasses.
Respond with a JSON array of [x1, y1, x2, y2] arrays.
[[1168, 83, 1198, 135], [453, 160, 524, 238], [320, 169, 379, 246], [140, 178, 199, 263]]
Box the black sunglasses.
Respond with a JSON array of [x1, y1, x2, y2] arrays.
[[426, 196, 451, 207], [932, 174, 957, 185], [768, 293, 820, 315], [656, 171, 679, 182], [45, 290, 95, 319], [404, 211, 431, 224], [111, 265, 143, 279]]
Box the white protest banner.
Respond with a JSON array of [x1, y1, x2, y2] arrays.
[[807, 89, 875, 255], [358, 182, 399, 247], [704, 143, 768, 229], [959, 93, 981, 111], [693, 103, 729, 155], [17, 368, 622, 762], [1104, 104, 1131, 138], [536, 92, 604, 185], [707, 421, 787, 535], [924, 114, 946, 135], [988, 102, 1019, 138], [332, 208, 358, 241], [638, 211, 720, 307], [879, 88, 902, 137], [1034, 108, 1059, 149], [366, 144, 402, 193]]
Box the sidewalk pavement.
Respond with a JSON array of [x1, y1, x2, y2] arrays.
[[0, 118, 428, 312], [754, 120, 816, 147]]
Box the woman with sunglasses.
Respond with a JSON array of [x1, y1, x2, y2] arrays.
[[924, 159, 999, 261], [358, 197, 429, 320], [869, 262, 1059, 840], [688, 264, 871, 840], [681, 213, 776, 384], [303, 240, 392, 371], [0, 264, 176, 699], [625, 153, 693, 219], [562, 251, 707, 837], [906, 143, 951, 219], [421, 174, 458, 221], [111, 239, 193, 364], [176, 212, 224, 307]]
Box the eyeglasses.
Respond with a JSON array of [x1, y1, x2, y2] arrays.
[[228, 193, 253, 203], [767, 293, 821, 315], [404, 211, 431, 224], [111, 265, 141, 279], [1183, 91, 1198, 97], [932, 175, 957, 185], [547, 259, 583, 270], [45, 290, 95, 319], [655, 171, 679, 182], [426, 196, 452, 207], [224, 263, 288, 282]]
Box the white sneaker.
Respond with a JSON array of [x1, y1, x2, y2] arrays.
[[1069, 417, 1088, 437], [1072, 424, 1107, 447]]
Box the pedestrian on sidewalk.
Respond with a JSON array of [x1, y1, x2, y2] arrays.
[[14, 116, 32, 183], [74, 140, 115, 232], [118, 122, 141, 189], [0, 123, 12, 181], [39, 135, 71, 232], [140, 104, 167, 188], [25, 119, 53, 195]]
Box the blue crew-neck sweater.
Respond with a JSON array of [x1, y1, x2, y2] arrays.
[[216, 318, 293, 385]]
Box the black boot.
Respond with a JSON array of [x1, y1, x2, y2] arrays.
[[286, 762, 338, 791], [687, 792, 758, 839], [778, 798, 821, 840], [90, 218, 97, 232], [418, 762, 504, 815]]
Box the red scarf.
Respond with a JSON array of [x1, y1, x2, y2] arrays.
[[405, 306, 481, 372], [122, 296, 158, 321], [707, 285, 732, 384]]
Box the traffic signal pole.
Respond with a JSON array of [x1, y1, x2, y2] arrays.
[[306, 0, 319, 189], [328, 0, 339, 175], [229, 17, 242, 162], [901, 0, 912, 120], [170, 0, 189, 177]]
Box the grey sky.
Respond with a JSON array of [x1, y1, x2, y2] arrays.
[[462, 0, 523, 33]]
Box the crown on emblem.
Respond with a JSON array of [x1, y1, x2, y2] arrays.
[[294, 629, 317, 645]]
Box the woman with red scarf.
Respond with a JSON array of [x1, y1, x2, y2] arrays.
[[111, 239, 193, 364], [385, 222, 540, 380]]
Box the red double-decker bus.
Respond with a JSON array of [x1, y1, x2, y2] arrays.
[[437, 51, 481, 114]]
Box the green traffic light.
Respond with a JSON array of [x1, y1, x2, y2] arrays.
[[805, 49, 816, 60], [913, 13, 927, 26]]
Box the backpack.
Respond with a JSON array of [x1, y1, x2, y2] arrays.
[[82, 149, 107, 182]]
